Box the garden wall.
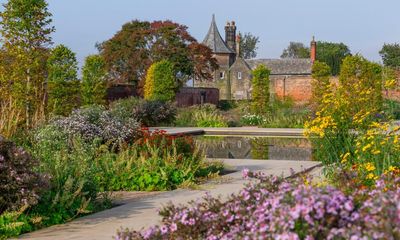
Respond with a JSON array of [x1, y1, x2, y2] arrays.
[[107, 84, 137, 102], [175, 87, 219, 107]]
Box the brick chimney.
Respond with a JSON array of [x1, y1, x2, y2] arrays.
[[225, 21, 237, 52], [310, 36, 317, 63], [236, 33, 241, 58]]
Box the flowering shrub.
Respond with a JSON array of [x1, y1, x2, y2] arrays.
[[0, 136, 47, 214], [37, 105, 141, 145], [240, 114, 263, 126], [116, 171, 400, 240], [133, 100, 176, 127]]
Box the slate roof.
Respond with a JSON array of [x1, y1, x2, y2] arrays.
[[202, 15, 234, 54], [245, 58, 312, 75]]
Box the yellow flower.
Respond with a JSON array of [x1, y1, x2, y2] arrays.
[[362, 144, 372, 152], [366, 173, 377, 180], [372, 149, 381, 155], [364, 163, 376, 172]]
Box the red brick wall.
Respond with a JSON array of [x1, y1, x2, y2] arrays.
[[271, 75, 313, 104]]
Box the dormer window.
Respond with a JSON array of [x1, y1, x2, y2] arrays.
[[238, 72, 242, 79], [220, 71, 225, 79]]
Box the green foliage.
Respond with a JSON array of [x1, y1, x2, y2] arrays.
[[261, 108, 310, 128], [316, 41, 351, 76], [383, 99, 400, 120], [251, 65, 270, 115], [281, 42, 310, 59], [144, 60, 177, 102], [81, 55, 107, 106], [238, 32, 259, 59], [311, 61, 331, 109], [379, 43, 400, 68], [0, 0, 55, 135], [108, 97, 143, 122], [47, 44, 80, 116], [175, 104, 228, 127]]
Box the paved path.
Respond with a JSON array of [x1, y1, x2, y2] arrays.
[[20, 159, 320, 240], [151, 127, 305, 137]]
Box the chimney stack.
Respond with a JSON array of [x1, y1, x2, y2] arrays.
[[236, 34, 241, 58], [310, 36, 317, 63], [225, 20, 237, 52]]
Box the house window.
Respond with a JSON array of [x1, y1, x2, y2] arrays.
[[238, 72, 242, 79], [220, 71, 225, 79]]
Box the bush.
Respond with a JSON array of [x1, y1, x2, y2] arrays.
[[240, 114, 263, 126], [109, 97, 143, 122], [117, 171, 400, 239], [144, 60, 177, 102], [175, 104, 227, 128], [0, 136, 46, 214], [81, 55, 107, 106], [251, 65, 270, 115], [133, 100, 176, 127], [40, 105, 141, 144]]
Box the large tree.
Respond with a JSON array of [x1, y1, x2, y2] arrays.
[[144, 60, 176, 102], [47, 44, 80, 116], [239, 32, 259, 59], [0, 0, 54, 133], [281, 42, 310, 59], [379, 43, 400, 69], [98, 20, 218, 91], [317, 41, 351, 76]]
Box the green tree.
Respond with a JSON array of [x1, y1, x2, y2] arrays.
[[47, 44, 80, 116], [81, 55, 107, 105], [98, 20, 217, 89], [317, 41, 351, 76], [0, 0, 54, 133], [379, 43, 400, 68], [144, 60, 176, 102], [281, 42, 310, 59], [239, 32, 260, 59], [311, 61, 331, 109], [251, 65, 270, 115]]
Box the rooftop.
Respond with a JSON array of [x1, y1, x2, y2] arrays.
[[245, 58, 312, 75], [202, 15, 234, 54]]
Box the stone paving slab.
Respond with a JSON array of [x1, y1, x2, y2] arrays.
[[19, 159, 320, 240], [151, 127, 305, 137]]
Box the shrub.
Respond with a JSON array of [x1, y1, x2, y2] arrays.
[[175, 104, 227, 128], [109, 97, 143, 122], [133, 100, 176, 127], [39, 105, 141, 144], [0, 136, 46, 214], [251, 64, 270, 115], [311, 61, 331, 109], [144, 60, 177, 102], [193, 111, 227, 127], [117, 171, 400, 240]]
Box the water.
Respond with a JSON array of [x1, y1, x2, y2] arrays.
[[196, 136, 312, 161]]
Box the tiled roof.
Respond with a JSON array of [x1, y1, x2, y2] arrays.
[[202, 15, 234, 54], [245, 58, 312, 75]]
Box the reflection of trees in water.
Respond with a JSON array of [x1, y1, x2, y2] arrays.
[[196, 136, 311, 160]]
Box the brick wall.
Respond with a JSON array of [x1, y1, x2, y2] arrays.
[[271, 75, 312, 104]]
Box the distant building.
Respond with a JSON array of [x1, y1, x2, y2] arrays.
[[195, 15, 316, 103]]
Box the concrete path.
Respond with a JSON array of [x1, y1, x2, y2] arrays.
[[151, 127, 305, 137], [20, 159, 320, 240]]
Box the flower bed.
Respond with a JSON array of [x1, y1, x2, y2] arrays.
[[116, 171, 400, 240]]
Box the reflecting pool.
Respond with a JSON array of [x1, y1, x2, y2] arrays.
[[196, 136, 312, 161]]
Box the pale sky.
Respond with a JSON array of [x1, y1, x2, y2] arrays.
[[1, 0, 399, 67]]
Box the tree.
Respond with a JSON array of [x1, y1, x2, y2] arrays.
[[317, 41, 351, 76], [98, 20, 217, 90], [311, 61, 331, 109], [281, 42, 310, 59], [0, 0, 54, 133], [47, 44, 80, 116], [81, 55, 107, 105], [144, 60, 176, 102], [239, 32, 260, 59], [379, 43, 400, 69], [251, 65, 270, 115]]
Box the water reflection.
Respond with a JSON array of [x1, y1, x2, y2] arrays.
[[196, 136, 312, 161]]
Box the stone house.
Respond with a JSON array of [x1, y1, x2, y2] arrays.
[[195, 15, 317, 104]]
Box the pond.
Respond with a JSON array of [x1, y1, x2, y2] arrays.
[[196, 136, 312, 161]]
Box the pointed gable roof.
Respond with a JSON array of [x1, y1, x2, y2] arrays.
[[202, 15, 234, 54]]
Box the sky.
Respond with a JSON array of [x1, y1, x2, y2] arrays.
[[1, 0, 400, 67]]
